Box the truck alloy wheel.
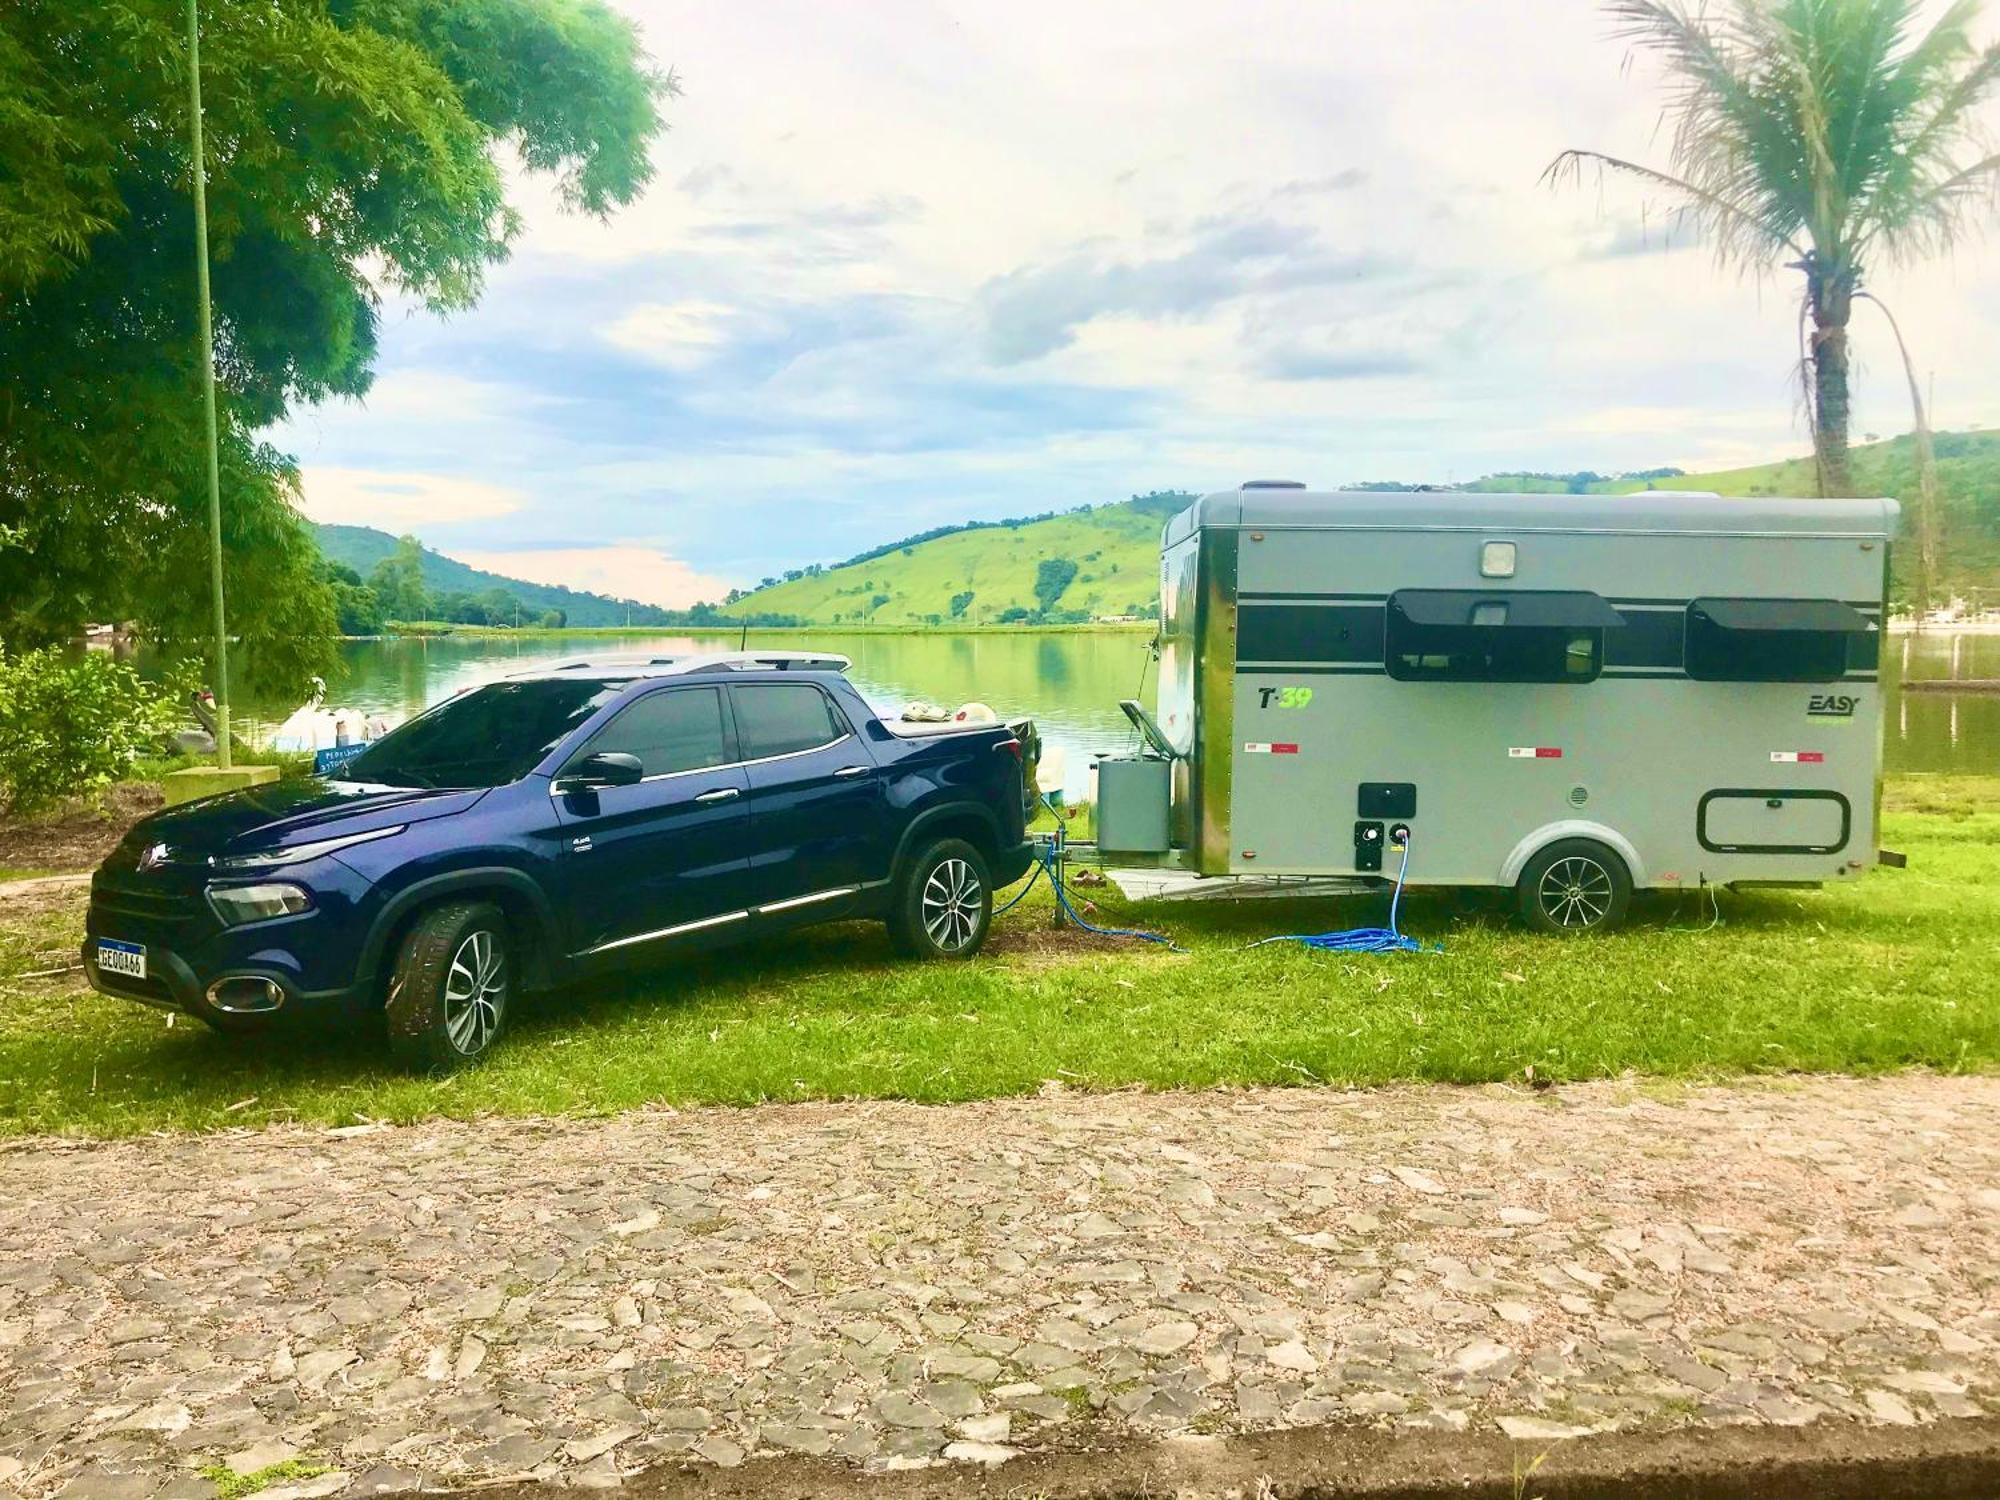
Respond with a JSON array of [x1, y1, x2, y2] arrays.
[[889, 838, 992, 958], [386, 900, 512, 1069], [1517, 839, 1632, 935]]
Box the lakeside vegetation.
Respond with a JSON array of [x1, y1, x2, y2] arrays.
[[1, 774, 1993, 1138]]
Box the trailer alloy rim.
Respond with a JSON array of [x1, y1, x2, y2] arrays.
[[922, 858, 982, 950], [444, 929, 506, 1052], [1538, 856, 1614, 928]]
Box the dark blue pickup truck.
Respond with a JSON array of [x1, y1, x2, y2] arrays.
[[83, 652, 1036, 1068]]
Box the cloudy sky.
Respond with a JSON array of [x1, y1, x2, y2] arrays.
[[279, 0, 2000, 606]]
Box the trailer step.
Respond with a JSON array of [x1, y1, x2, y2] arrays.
[[1102, 869, 1383, 903]]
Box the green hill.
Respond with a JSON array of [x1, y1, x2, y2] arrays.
[[720, 494, 1192, 626], [725, 431, 2000, 623], [311, 523, 680, 628]]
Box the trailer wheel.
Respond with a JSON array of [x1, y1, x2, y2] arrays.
[[1517, 840, 1631, 935], [887, 838, 992, 958]]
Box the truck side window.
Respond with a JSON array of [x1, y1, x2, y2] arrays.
[[572, 687, 728, 777], [732, 684, 848, 759]]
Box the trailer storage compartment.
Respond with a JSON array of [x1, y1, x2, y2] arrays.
[[1698, 789, 1850, 854]]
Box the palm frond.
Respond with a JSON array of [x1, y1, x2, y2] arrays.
[[1560, 0, 1999, 277], [1542, 147, 1808, 260]]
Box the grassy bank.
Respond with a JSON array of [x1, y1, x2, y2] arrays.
[[1, 776, 1994, 1138]]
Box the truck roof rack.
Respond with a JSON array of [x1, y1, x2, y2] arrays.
[[522, 651, 852, 680]]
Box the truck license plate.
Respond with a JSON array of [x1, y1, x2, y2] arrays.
[[97, 939, 147, 980]]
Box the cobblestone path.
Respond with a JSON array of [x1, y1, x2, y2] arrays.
[[3, 1076, 1998, 1498]]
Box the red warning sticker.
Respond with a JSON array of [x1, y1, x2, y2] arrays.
[[1770, 751, 1826, 763], [1244, 742, 1299, 755], [1507, 746, 1563, 759]]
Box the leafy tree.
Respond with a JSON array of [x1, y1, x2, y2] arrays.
[[949, 590, 975, 618], [1550, 0, 2000, 608], [368, 535, 428, 623], [322, 560, 384, 635], [1033, 557, 1080, 615], [539, 608, 566, 629], [0, 648, 183, 813], [0, 0, 670, 690]]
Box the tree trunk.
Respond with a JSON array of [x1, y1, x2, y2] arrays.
[[1858, 292, 1940, 620], [1806, 262, 1855, 499]]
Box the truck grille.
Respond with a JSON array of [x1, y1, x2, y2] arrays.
[[92, 877, 198, 924]]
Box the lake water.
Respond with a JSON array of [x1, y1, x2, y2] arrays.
[[232, 627, 2000, 793]]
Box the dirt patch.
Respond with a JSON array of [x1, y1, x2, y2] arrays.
[[0, 875, 90, 924], [480, 1416, 2000, 1500], [0, 782, 159, 874], [983, 919, 1182, 962]]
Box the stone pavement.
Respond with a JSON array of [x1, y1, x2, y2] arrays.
[[2, 1076, 1998, 1499]]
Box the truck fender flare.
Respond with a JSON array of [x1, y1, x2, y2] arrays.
[[1499, 822, 1647, 890], [359, 866, 561, 991], [890, 802, 1003, 873]]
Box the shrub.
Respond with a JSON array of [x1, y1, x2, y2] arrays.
[[0, 648, 182, 814]]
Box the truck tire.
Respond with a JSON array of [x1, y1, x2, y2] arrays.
[[1517, 839, 1632, 935], [385, 901, 511, 1070], [887, 838, 993, 958]]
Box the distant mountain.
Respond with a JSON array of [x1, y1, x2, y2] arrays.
[[310, 523, 682, 628], [724, 431, 2000, 623]]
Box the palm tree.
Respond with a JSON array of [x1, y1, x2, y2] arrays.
[[1549, 0, 2000, 611]]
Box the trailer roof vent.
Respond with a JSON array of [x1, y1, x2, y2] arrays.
[[1240, 479, 1306, 490]]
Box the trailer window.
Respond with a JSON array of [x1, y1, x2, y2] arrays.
[[1387, 624, 1602, 683], [1384, 590, 1619, 684], [1684, 598, 1871, 683]]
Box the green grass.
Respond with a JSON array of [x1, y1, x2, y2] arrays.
[[199, 1462, 331, 1500], [1, 779, 1995, 1139], [724, 429, 2000, 626]]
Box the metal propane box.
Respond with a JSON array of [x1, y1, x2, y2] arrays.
[[1095, 755, 1172, 854]]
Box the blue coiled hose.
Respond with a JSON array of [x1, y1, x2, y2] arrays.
[[1242, 835, 1434, 954]]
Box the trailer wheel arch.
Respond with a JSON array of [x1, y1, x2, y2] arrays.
[[1499, 821, 1647, 891]]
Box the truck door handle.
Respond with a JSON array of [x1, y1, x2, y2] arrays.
[[694, 787, 741, 804], [833, 765, 871, 779]]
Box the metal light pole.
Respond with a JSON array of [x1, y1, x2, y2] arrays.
[[187, 0, 232, 768]]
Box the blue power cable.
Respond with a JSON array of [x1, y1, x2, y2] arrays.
[[992, 796, 1184, 950], [1243, 836, 1436, 955]]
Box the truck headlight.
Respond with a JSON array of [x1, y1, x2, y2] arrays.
[[213, 824, 405, 870], [207, 883, 313, 926]]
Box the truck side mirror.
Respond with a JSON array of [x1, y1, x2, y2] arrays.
[[557, 751, 643, 791]]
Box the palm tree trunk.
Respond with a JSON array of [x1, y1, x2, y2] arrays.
[[1858, 292, 1941, 620], [1805, 261, 1856, 499]]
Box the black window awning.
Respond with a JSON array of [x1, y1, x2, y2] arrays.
[[1390, 589, 1627, 630], [1691, 597, 1874, 634]]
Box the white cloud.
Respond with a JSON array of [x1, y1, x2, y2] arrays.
[[299, 468, 525, 529], [602, 299, 741, 367], [270, 0, 2000, 585], [450, 546, 737, 609]]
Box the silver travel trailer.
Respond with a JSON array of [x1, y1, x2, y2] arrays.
[[1093, 484, 1899, 932]]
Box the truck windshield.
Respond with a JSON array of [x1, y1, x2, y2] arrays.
[[335, 679, 625, 789]]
